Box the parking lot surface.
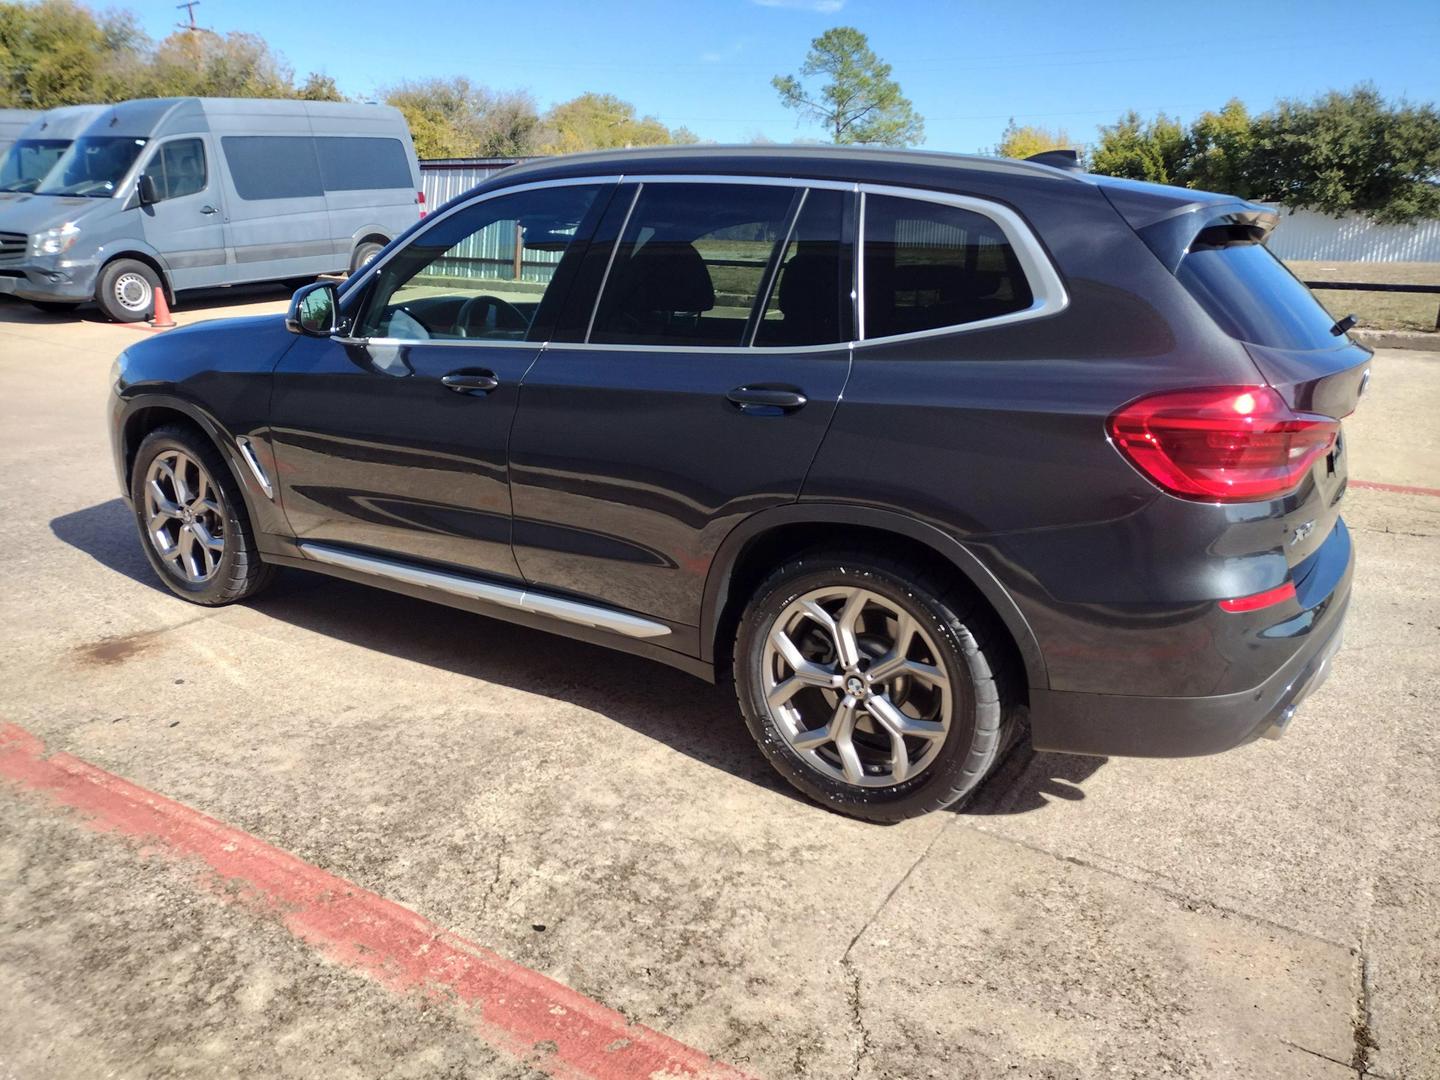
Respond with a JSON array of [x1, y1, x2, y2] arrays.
[[1, 292, 1437, 1080]]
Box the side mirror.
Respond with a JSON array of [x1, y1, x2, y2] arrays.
[[137, 173, 159, 206], [286, 281, 339, 337]]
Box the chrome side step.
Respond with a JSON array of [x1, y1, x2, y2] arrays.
[[297, 542, 672, 640]]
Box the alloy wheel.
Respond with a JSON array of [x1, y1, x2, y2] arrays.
[[761, 586, 952, 788], [144, 449, 226, 583]]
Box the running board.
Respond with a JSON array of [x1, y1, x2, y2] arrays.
[[297, 542, 672, 640]]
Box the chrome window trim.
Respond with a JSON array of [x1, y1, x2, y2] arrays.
[[338, 171, 1068, 354], [853, 182, 1069, 348]]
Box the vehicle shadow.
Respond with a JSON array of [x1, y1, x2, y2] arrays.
[[51, 498, 1103, 817]]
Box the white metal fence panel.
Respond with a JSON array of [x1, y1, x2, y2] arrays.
[[1263, 206, 1440, 262]]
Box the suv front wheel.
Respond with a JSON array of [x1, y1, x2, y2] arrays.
[[734, 551, 1016, 822]]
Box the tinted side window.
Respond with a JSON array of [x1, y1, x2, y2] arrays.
[[151, 139, 207, 201], [862, 194, 1033, 339], [354, 184, 603, 342], [222, 136, 323, 200], [590, 182, 795, 347], [316, 137, 412, 192], [1176, 243, 1339, 351], [755, 188, 850, 347]]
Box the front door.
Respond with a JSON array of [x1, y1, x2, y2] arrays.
[[509, 180, 855, 627], [138, 136, 228, 289], [269, 180, 610, 580]]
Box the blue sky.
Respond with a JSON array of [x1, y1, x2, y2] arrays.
[[137, 0, 1440, 152]]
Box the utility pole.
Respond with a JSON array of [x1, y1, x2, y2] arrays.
[[176, 0, 201, 32]]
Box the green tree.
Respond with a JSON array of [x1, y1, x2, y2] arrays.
[[384, 77, 540, 158], [0, 0, 145, 106], [297, 72, 344, 102], [538, 92, 695, 154], [139, 29, 294, 98], [1175, 98, 1255, 195], [1247, 85, 1440, 223], [1088, 110, 1186, 183], [772, 26, 923, 146], [994, 119, 1071, 160]]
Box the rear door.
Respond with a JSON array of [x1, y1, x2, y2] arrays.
[[138, 136, 228, 289], [508, 179, 855, 629]]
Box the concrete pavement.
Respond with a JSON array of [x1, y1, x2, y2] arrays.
[[1, 293, 1436, 1079]]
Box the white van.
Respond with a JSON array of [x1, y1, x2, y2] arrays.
[[0, 97, 422, 320]]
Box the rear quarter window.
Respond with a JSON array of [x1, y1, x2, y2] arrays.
[[222, 136, 323, 200], [1176, 243, 1340, 351], [862, 194, 1034, 339], [316, 137, 413, 192]]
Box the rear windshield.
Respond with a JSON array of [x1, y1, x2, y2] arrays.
[[1176, 242, 1340, 351]]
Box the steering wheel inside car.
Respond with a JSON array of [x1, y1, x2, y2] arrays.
[[453, 295, 529, 338]]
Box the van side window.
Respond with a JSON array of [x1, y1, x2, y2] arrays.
[[222, 136, 323, 200], [150, 139, 207, 201], [754, 188, 850, 347], [353, 184, 603, 342], [316, 138, 412, 192], [862, 194, 1033, 339], [589, 183, 796, 348]]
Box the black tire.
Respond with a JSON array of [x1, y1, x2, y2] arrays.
[[96, 258, 161, 323], [130, 424, 275, 606], [733, 550, 1017, 822], [28, 300, 80, 315], [350, 241, 384, 273]]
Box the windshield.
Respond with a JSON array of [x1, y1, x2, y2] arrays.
[[35, 136, 148, 198], [0, 139, 71, 193]]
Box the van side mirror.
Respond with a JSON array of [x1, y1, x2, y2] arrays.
[[287, 281, 339, 337], [137, 174, 159, 206]]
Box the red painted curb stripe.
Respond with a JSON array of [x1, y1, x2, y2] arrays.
[[1351, 479, 1440, 498], [0, 724, 754, 1080]]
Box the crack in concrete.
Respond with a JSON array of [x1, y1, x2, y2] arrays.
[[958, 822, 1359, 954], [1352, 951, 1380, 1077], [837, 817, 956, 1079]]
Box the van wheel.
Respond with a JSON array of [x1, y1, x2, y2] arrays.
[[130, 424, 275, 605], [733, 550, 1017, 822], [97, 259, 161, 323], [350, 241, 384, 272]]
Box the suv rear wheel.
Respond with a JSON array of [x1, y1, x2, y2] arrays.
[[130, 425, 275, 605], [734, 551, 1015, 822]]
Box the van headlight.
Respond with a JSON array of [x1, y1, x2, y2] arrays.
[[31, 222, 81, 257]]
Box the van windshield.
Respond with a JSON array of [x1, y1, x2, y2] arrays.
[[0, 139, 70, 193], [35, 136, 148, 197]]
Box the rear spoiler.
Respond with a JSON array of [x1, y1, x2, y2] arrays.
[[1097, 183, 1278, 274]]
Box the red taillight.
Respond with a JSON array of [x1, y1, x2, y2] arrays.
[[417, 190, 427, 218], [1219, 581, 1296, 613], [1106, 386, 1338, 502]]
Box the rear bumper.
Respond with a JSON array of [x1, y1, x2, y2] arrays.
[[1029, 531, 1353, 758]]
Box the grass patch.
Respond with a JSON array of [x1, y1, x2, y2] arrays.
[[1286, 260, 1440, 334]]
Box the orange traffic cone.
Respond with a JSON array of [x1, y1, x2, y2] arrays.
[[149, 286, 176, 329]]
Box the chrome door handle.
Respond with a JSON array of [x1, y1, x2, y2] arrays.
[[200, 205, 220, 215], [442, 371, 500, 394]]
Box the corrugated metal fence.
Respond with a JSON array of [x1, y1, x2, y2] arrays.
[[419, 162, 1440, 265], [419, 159, 562, 283], [1260, 205, 1440, 263]]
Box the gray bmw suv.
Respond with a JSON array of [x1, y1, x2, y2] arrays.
[[108, 146, 1366, 820]]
